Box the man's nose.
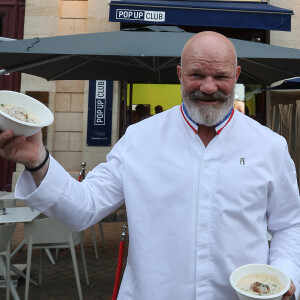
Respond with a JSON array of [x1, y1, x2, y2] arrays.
[[200, 77, 218, 94]]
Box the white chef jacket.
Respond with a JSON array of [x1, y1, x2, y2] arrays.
[[16, 104, 300, 300]]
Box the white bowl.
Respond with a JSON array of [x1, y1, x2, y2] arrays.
[[230, 264, 290, 300], [0, 90, 54, 137]]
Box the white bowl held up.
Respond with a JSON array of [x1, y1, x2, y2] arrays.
[[230, 264, 290, 300], [0, 90, 54, 137]]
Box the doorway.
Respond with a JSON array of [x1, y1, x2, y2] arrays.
[[0, 0, 25, 191]]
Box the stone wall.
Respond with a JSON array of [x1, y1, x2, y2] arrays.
[[12, 1, 300, 192], [270, 0, 300, 49], [12, 0, 120, 191]]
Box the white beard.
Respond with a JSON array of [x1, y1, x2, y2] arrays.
[[182, 90, 235, 127]]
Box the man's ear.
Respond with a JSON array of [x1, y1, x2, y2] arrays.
[[177, 65, 182, 83], [236, 66, 241, 81]]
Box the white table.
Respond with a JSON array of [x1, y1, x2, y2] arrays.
[[0, 191, 11, 196], [0, 192, 15, 200], [0, 207, 41, 258], [0, 207, 41, 224], [0, 206, 42, 260], [0, 192, 17, 212], [0, 207, 41, 300]]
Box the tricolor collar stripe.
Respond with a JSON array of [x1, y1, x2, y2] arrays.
[[215, 108, 234, 135], [180, 103, 234, 135], [180, 105, 197, 134], [182, 102, 197, 126]]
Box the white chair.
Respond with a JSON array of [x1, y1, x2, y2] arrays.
[[24, 218, 89, 300], [90, 222, 106, 259], [77, 163, 106, 259], [0, 223, 17, 300], [0, 194, 21, 261]]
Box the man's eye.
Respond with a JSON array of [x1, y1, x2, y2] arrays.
[[190, 73, 202, 78]]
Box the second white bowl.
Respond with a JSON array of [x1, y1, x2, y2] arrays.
[[230, 264, 290, 300]]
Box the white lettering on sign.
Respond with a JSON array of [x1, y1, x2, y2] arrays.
[[96, 80, 106, 99], [94, 80, 106, 125], [116, 9, 165, 22], [144, 11, 165, 22]]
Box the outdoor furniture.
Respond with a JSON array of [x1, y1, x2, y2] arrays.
[[0, 223, 17, 300], [24, 217, 89, 300], [0, 194, 56, 265], [0, 207, 42, 289], [0, 207, 41, 225], [0, 192, 17, 209], [78, 162, 106, 259], [0, 200, 53, 261], [0, 192, 16, 216], [0, 207, 43, 286], [90, 222, 106, 259]]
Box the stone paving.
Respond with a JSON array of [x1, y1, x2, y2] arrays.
[[0, 221, 128, 300], [3, 220, 298, 300]]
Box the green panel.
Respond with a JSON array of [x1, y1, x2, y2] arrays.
[[128, 83, 182, 115], [245, 96, 256, 117]]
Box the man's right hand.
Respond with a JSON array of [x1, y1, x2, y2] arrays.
[[0, 129, 49, 185]]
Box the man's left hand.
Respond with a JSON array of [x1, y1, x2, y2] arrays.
[[282, 280, 295, 300]]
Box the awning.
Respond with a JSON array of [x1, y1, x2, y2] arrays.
[[267, 77, 300, 90], [109, 0, 293, 31], [2, 29, 300, 85]]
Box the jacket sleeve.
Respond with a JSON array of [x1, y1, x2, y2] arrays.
[[267, 139, 300, 297], [15, 134, 128, 231]]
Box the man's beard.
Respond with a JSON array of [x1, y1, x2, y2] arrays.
[[182, 89, 235, 127]]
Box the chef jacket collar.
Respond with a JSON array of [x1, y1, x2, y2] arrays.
[[180, 102, 234, 135]]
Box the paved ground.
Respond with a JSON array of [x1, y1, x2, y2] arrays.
[[0, 221, 128, 300], [2, 221, 298, 300]]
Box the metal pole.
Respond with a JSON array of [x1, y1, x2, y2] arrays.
[[0, 37, 17, 42], [129, 83, 133, 125], [123, 81, 128, 136]]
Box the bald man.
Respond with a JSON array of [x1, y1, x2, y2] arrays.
[[1, 32, 299, 300]]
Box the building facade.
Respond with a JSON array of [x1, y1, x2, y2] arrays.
[[0, 0, 298, 189]]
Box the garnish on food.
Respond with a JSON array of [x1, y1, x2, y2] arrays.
[[250, 281, 270, 294]]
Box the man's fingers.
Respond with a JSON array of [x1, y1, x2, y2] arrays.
[[0, 130, 14, 147], [282, 281, 295, 300], [0, 130, 26, 160], [4, 136, 26, 157], [282, 296, 293, 300], [0, 130, 44, 166]]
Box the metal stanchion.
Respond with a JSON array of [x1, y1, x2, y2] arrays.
[[78, 162, 86, 181], [112, 225, 128, 300]]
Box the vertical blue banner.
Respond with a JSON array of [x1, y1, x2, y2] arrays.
[[87, 80, 113, 146]]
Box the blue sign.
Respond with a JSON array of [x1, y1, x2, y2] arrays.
[[109, 0, 292, 31], [87, 80, 113, 146], [115, 9, 165, 22]]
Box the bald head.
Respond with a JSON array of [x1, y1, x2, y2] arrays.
[[181, 31, 238, 71], [177, 31, 241, 127]]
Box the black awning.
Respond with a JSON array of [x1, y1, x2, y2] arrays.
[[2, 31, 300, 85], [109, 0, 293, 31], [267, 77, 300, 90]]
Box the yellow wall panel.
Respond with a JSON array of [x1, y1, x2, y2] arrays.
[[128, 84, 182, 115]]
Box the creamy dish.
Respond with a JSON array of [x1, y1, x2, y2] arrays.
[[0, 104, 40, 124], [237, 273, 284, 296]]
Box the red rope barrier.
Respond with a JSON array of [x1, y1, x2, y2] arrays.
[[78, 163, 127, 300], [112, 241, 125, 300], [112, 225, 128, 300], [78, 162, 86, 182]]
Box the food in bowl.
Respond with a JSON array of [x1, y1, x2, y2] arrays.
[[0, 104, 40, 124], [0, 90, 54, 137], [230, 264, 290, 300], [237, 273, 284, 296]]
